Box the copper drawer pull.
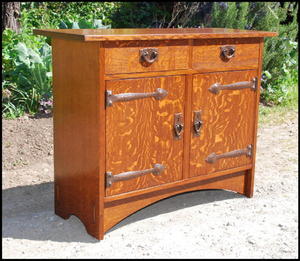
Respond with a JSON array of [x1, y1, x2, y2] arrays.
[[193, 110, 203, 136], [209, 77, 257, 94], [140, 48, 159, 64], [174, 113, 184, 139], [221, 45, 236, 59], [106, 164, 165, 188], [206, 145, 252, 164], [106, 88, 168, 107]]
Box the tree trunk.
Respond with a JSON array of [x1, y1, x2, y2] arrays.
[[2, 2, 21, 33]]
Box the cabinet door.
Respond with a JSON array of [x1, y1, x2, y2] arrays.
[[106, 76, 185, 196], [190, 71, 257, 177]]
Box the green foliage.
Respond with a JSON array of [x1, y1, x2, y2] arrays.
[[19, 2, 117, 29], [235, 2, 249, 29], [59, 18, 111, 29], [2, 41, 52, 118], [209, 2, 298, 106], [108, 2, 171, 28], [2, 2, 117, 118], [2, 2, 298, 118]]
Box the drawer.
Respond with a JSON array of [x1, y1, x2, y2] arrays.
[[192, 38, 260, 72], [104, 40, 189, 74]]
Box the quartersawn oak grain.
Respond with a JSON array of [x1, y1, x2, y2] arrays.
[[52, 38, 103, 239], [34, 28, 277, 240], [106, 76, 185, 196], [105, 40, 189, 74], [190, 70, 257, 177], [192, 38, 260, 71], [104, 170, 248, 233], [245, 38, 265, 198]]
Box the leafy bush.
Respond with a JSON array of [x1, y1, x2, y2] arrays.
[[108, 2, 172, 28], [19, 2, 117, 30], [2, 2, 298, 119], [209, 2, 298, 106], [2, 1, 116, 118], [59, 18, 111, 29], [2, 41, 52, 118]]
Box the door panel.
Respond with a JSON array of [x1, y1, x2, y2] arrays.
[[106, 76, 185, 196], [190, 70, 257, 177]]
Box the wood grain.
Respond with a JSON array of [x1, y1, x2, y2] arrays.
[[52, 39, 103, 239], [42, 28, 277, 240], [105, 164, 252, 202], [192, 38, 260, 72], [98, 44, 106, 239], [245, 39, 265, 198], [33, 28, 278, 42], [104, 170, 247, 233], [105, 40, 189, 74], [190, 70, 257, 177], [105, 76, 185, 196]]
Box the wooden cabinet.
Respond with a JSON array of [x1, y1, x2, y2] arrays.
[[34, 28, 277, 240]]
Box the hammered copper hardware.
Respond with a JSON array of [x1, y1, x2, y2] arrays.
[[34, 28, 277, 240], [206, 145, 252, 164], [106, 163, 165, 188], [208, 77, 257, 94], [193, 110, 203, 136], [140, 48, 159, 64], [174, 113, 184, 139], [106, 88, 168, 107], [220, 45, 236, 59]]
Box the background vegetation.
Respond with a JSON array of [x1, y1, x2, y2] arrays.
[[2, 2, 298, 118]]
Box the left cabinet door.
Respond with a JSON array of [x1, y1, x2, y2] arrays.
[[105, 76, 185, 196]]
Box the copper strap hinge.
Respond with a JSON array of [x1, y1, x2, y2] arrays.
[[206, 145, 252, 164], [106, 88, 168, 107], [209, 77, 257, 94], [106, 163, 165, 188]]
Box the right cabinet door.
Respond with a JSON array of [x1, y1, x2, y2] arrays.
[[190, 70, 258, 177]]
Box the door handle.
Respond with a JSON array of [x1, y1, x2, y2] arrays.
[[193, 110, 203, 136], [174, 113, 184, 139]]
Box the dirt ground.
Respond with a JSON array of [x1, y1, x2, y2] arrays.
[[2, 108, 298, 258]]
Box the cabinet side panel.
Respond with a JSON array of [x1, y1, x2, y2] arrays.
[[52, 39, 102, 239], [245, 39, 265, 197]]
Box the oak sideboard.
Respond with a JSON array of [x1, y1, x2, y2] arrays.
[[34, 28, 277, 240]]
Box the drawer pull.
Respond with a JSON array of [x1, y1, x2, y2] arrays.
[[140, 48, 159, 64], [106, 88, 168, 107], [174, 113, 184, 139], [221, 45, 236, 59], [209, 77, 257, 94], [106, 164, 165, 188], [206, 145, 252, 164], [193, 110, 203, 136]]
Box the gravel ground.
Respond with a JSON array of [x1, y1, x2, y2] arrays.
[[2, 109, 298, 258]]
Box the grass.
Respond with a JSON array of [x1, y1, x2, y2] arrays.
[[259, 81, 298, 125], [258, 103, 298, 125]]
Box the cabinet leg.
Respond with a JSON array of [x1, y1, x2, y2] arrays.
[[55, 207, 71, 220], [245, 169, 254, 198]]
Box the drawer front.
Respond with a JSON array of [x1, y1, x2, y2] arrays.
[[104, 40, 189, 74], [105, 76, 185, 196], [192, 38, 260, 72], [190, 70, 257, 177]]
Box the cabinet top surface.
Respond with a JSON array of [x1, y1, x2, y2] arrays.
[[33, 28, 277, 41]]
